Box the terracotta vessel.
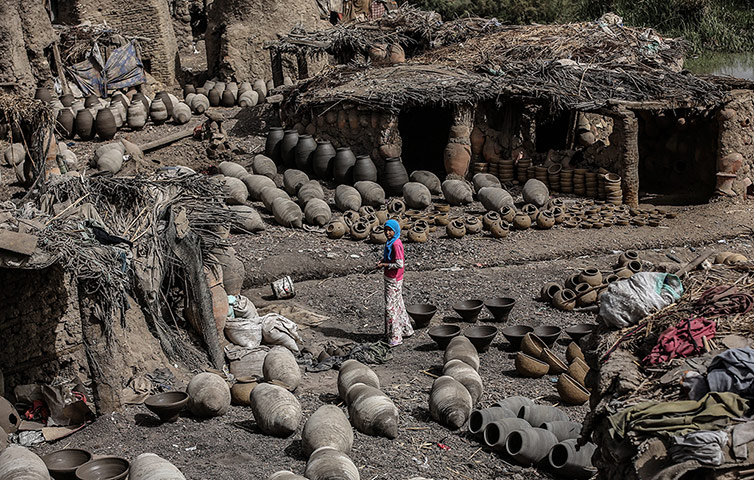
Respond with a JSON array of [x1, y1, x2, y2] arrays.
[[381, 157, 409, 196], [353, 155, 378, 183], [333, 147, 356, 185], [294, 135, 317, 173], [280, 129, 299, 168]]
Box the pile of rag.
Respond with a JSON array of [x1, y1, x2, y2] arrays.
[[643, 317, 717, 365]]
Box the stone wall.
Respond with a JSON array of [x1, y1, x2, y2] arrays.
[[718, 90, 754, 198], [0, 1, 56, 95], [205, 0, 330, 82], [0, 266, 90, 394], [58, 0, 179, 86]]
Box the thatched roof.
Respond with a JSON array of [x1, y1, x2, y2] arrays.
[[279, 16, 728, 115]]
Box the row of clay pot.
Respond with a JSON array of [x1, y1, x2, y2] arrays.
[[466, 396, 597, 478], [542, 251, 643, 311], [187, 78, 284, 110], [430, 336, 484, 429]]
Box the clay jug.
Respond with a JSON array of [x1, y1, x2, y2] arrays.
[[208, 88, 222, 107], [34, 87, 52, 103], [221, 89, 235, 107], [150, 98, 169, 124], [75, 109, 95, 140], [56, 108, 75, 139], [60, 93, 74, 107], [313, 140, 336, 179], [353, 155, 378, 183], [155, 91, 174, 119], [265, 127, 285, 164], [333, 147, 357, 185], [127, 103, 147, 130], [84, 94, 99, 108], [294, 134, 317, 173], [183, 84, 196, 97], [133, 92, 150, 113], [381, 157, 409, 196], [280, 129, 299, 169]]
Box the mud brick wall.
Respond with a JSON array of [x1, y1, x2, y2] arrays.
[[57, 0, 179, 85], [719, 90, 754, 196], [0, 266, 90, 395]]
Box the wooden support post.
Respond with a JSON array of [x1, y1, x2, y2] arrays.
[[270, 48, 284, 88], [296, 53, 309, 80], [614, 110, 640, 208], [52, 42, 71, 96]]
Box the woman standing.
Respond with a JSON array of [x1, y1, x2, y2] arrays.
[[376, 219, 413, 347]]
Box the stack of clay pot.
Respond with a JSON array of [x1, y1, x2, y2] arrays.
[[498, 159, 515, 183], [429, 336, 483, 430], [557, 342, 591, 405], [547, 164, 561, 192], [469, 396, 596, 477], [603, 172, 623, 205], [584, 171, 598, 198], [516, 158, 531, 184], [573, 168, 586, 196], [560, 167, 574, 193], [338, 360, 399, 439]]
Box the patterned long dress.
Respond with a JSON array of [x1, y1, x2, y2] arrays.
[[383, 238, 413, 345]]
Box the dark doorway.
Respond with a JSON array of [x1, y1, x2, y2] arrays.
[[637, 110, 718, 205], [536, 110, 570, 153], [398, 107, 453, 175]]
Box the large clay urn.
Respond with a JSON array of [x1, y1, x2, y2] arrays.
[[75, 109, 95, 140], [294, 134, 317, 173], [313, 140, 336, 180], [353, 155, 378, 183], [208, 88, 221, 107], [333, 147, 356, 185], [56, 108, 75, 139], [444, 142, 472, 176], [381, 157, 409, 196], [265, 127, 285, 164], [280, 129, 299, 169], [155, 91, 174, 119], [95, 108, 117, 140]]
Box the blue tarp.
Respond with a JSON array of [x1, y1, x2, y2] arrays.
[[68, 41, 147, 97]]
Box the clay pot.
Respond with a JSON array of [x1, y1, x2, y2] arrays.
[[272, 197, 304, 228], [443, 359, 483, 405], [548, 439, 598, 479], [144, 391, 189, 423], [522, 203, 539, 221], [489, 220, 510, 239], [279, 129, 299, 168], [75, 109, 95, 140], [478, 187, 514, 213], [522, 178, 549, 208], [75, 457, 130, 480], [381, 157, 410, 196], [403, 182, 432, 210], [127, 103, 147, 130], [578, 268, 602, 286], [553, 289, 576, 311], [501, 325, 533, 350], [353, 155, 378, 183], [221, 89, 235, 107], [155, 91, 174, 118], [312, 140, 336, 179], [338, 360, 380, 400], [501, 206, 516, 223], [542, 420, 582, 442], [172, 102, 192, 124], [568, 357, 589, 385], [618, 250, 640, 266], [283, 169, 309, 195], [250, 383, 302, 437], [483, 417, 531, 451], [540, 282, 562, 303], [446, 218, 466, 238], [345, 383, 399, 438], [43, 448, 93, 480], [354, 181, 386, 207], [269, 471, 307, 480], [294, 135, 317, 173], [429, 376, 472, 430], [566, 341, 586, 363], [410, 170, 442, 194], [187, 372, 230, 418], [253, 154, 278, 179], [130, 453, 185, 480], [627, 259, 643, 273], [452, 299, 484, 323], [484, 297, 515, 322], [305, 447, 359, 480], [94, 108, 117, 140], [0, 446, 49, 479], [149, 98, 169, 124], [60, 94, 74, 107], [326, 220, 347, 239], [231, 379, 257, 406], [444, 142, 471, 176], [515, 352, 549, 378], [540, 348, 568, 374], [428, 324, 461, 349], [521, 333, 547, 358], [442, 179, 473, 205], [56, 108, 76, 139], [468, 406, 516, 437], [301, 405, 353, 458], [535, 210, 555, 229], [333, 147, 357, 184], [388, 198, 406, 215], [464, 216, 483, 235], [208, 88, 221, 107], [444, 335, 480, 370], [265, 127, 285, 164], [574, 283, 597, 307], [407, 225, 428, 243], [533, 326, 561, 347], [493, 396, 535, 414], [512, 212, 531, 230], [34, 87, 53, 103], [519, 404, 569, 427], [263, 347, 301, 391], [557, 374, 590, 405], [84, 94, 99, 108], [370, 225, 387, 243], [506, 428, 559, 466]]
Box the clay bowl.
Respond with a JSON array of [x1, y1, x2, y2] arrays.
[[533, 326, 562, 347], [428, 324, 462, 349], [453, 299, 484, 322], [144, 391, 189, 423], [406, 304, 437, 329], [75, 457, 130, 480], [501, 325, 534, 351], [484, 297, 516, 322], [464, 325, 499, 353], [565, 323, 597, 343], [556, 373, 590, 405], [43, 449, 93, 480], [515, 352, 549, 378]]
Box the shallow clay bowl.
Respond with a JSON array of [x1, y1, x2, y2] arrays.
[[565, 323, 597, 343], [464, 325, 498, 352], [533, 325, 562, 347], [43, 449, 92, 480], [428, 324, 462, 349], [406, 304, 437, 328], [144, 391, 189, 423], [453, 299, 484, 322], [501, 325, 534, 350], [75, 457, 129, 480], [484, 297, 516, 322]]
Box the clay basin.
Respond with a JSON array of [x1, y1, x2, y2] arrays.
[[565, 323, 597, 343], [43, 449, 93, 480], [75, 457, 130, 480], [406, 304, 437, 328], [464, 325, 499, 353], [484, 297, 516, 322], [533, 326, 562, 347], [453, 299, 484, 322], [502, 325, 534, 351], [144, 391, 189, 423], [428, 324, 462, 349]]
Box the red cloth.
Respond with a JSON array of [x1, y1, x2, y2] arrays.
[[643, 317, 717, 365], [384, 239, 404, 282], [368, 1, 386, 19]]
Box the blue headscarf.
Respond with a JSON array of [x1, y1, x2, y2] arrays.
[[383, 219, 401, 261]]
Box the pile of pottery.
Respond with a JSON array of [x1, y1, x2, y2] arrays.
[[467, 396, 597, 479], [541, 250, 643, 312], [189, 77, 280, 110], [0, 444, 185, 480], [37, 87, 198, 143], [512, 330, 591, 406]]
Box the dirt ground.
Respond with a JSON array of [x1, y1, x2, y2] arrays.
[[10, 104, 754, 479]]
